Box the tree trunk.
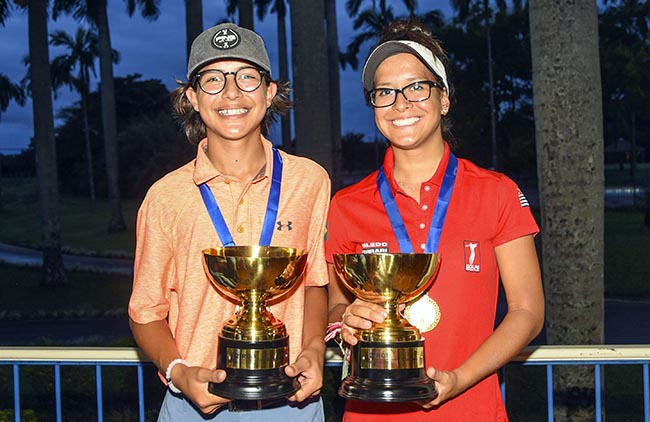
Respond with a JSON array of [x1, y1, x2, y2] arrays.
[[484, 0, 497, 170], [80, 81, 96, 202], [238, 0, 254, 30], [529, 1, 604, 420], [325, 0, 342, 191], [96, 0, 126, 232], [184, 0, 203, 62], [27, 0, 66, 286], [289, 0, 333, 175], [276, 0, 293, 154]]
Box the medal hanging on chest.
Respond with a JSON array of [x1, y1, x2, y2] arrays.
[[377, 152, 458, 333]]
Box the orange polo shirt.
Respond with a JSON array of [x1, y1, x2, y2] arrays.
[[128, 137, 330, 370]]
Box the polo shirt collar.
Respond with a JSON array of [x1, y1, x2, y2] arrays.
[[192, 137, 274, 186], [381, 142, 452, 194]]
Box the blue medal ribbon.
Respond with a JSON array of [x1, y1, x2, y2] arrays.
[[377, 152, 458, 253], [199, 147, 283, 247]]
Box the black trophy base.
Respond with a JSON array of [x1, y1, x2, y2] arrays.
[[339, 339, 437, 403], [208, 336, 299, 401], [208, 368, 299, 401]]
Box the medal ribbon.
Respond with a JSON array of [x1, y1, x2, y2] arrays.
[[199, 147, 283, 247], [377, 152, 458, 253]]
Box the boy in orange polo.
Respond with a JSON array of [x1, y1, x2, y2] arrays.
[[128, 23, 330, 421]]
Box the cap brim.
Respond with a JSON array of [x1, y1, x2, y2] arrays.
[[362, 41, 442, 91]]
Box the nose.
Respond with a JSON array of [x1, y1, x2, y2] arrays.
[[221, 73, 242, 99], [392, 89, 412, 111]]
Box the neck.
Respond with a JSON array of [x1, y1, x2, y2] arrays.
[[205, 136, 267, 181], [392, 141, 445, 185]]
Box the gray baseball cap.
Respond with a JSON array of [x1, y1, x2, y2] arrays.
[[187, 23, 272, 80]]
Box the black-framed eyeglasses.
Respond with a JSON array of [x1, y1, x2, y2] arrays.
[[369, 80, 444, 108], [194, 66, 267, 95]]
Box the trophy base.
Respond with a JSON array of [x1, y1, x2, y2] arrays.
[[339, 339, 437, 403], [209, 336, 299, 400], [208, 368, 299, 400]]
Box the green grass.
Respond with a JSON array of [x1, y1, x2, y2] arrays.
[[0, 177, 647, 422], [604, 209, 650, 297], [504, 364, 646, 421], [0, 177, 139, 256], [3, 177, 650, 296], [0, 265, 131, 319]]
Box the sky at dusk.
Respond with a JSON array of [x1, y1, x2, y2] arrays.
[[0, 1, 449, 155]]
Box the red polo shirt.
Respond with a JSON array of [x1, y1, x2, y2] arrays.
[[325, 143, 539, 421]]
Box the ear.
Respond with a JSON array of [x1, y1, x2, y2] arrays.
[[185, 86, 200, 112], [440, 89, 450, 115], [265, 81, 278, 108]]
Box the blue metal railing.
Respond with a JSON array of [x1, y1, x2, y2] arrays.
[[502, 345, 650, 421], [1, 345, 649, 421]]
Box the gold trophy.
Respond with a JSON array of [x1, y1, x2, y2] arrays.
[[333, 253, 441, 402], [202, 245, 308, 400]]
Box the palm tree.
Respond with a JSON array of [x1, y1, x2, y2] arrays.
[[15, 0, 67, 285], [0, 74, 25, 120], [341, 0, 417, 69], [253, 0, 292, 152], [56, 0, 160, 232], [289, 0, 333, 174], [184, 0, 203, 62], [0, 74, 26, 208], [226, 0, 255, 29], [49, 27, 113, 201], [450, 0, 498, 170], [325, 0, 342, 191], [529, 0, 604, 419]]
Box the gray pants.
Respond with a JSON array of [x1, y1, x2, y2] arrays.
[[157, 390, 325, 422]]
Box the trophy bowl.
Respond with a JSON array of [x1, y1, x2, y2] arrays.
[[203, 245, 308, 400], [333, 253, 441, 402]]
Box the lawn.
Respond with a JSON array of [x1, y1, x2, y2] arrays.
[[1, 177, 649, 296], [0, 177, 648, 422]]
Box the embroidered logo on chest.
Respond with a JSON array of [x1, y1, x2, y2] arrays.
[[464, 240, 481, 273], [361, 241, 389, 254], [276, 221, 292, 231]]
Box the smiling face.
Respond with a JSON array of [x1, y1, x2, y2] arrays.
[[185, 59, 277, 143], [372, 53, 449, 151]]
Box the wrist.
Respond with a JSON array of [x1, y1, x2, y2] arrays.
[[165, 358, 189, 394]]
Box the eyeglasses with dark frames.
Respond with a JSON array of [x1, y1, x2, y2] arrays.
[[369, 80, 444, 108], [194, 66, 267, 95]]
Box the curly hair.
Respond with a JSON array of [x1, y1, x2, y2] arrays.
[[170, 72, 292, 144]]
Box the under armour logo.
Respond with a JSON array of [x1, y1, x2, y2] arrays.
[[277, 221, 292, 231]]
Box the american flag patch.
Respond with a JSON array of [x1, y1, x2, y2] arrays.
[[517, 189, 530, 207]]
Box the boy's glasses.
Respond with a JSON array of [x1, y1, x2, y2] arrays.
[[195, 67, 266, 95]]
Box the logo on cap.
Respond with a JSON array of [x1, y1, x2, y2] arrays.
[[212, 28, 240, 50]]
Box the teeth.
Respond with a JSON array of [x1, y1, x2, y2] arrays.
[[393, 117, 419, 127], [218, 108, 248, 116]]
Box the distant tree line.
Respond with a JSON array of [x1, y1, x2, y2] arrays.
[[2, 75, 194, 199], [4, 1, 647, 196]]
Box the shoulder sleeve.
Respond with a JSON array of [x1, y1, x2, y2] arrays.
[[493, 176, 540, 247], [128, 188, 177, 324], [324, 193, 353, 263]]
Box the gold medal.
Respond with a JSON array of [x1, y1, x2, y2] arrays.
[[403, 295, 441, 333]]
